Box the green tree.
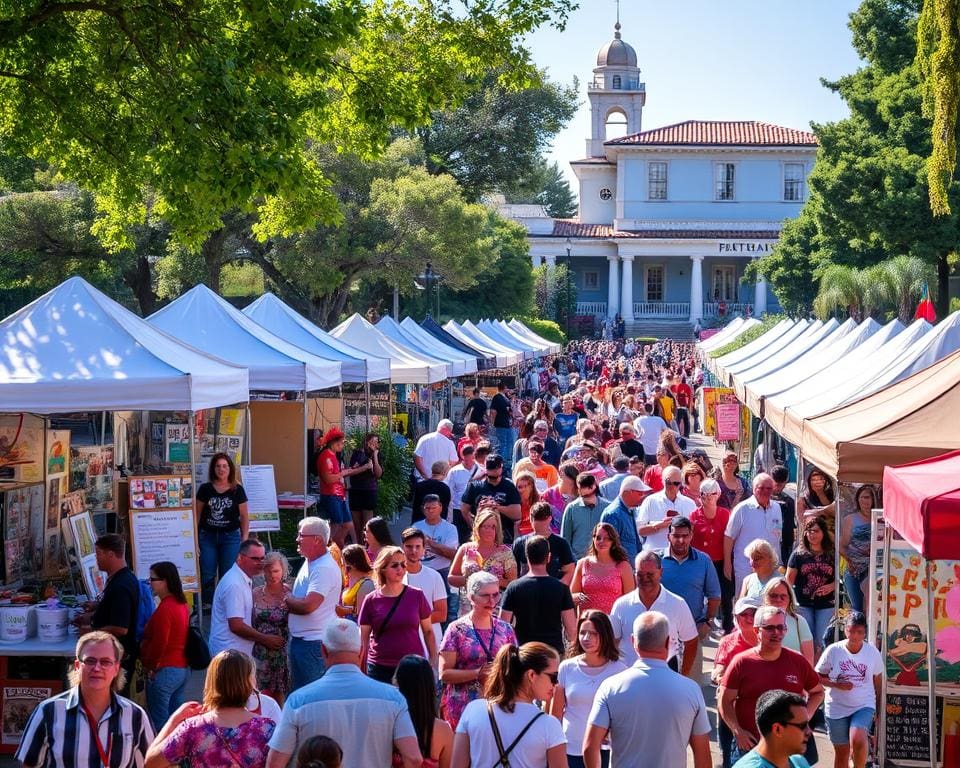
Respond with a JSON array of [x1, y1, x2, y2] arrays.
[[0, 0, 576, 250], [812, 254, 936, 322], [751, 0, 956, 318], [533, 263, 576, 332], [503, 159, 578, 218]]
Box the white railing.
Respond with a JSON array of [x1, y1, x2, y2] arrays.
[[633, 302, 690, 318], [576, 302, 607, 316], [704, 302, 753, 317]]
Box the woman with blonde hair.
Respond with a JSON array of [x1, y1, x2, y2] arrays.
[[451, 643, 566, 768], [145, 650, 275, 768], [762, 576, 815, 664], [738, 539, 779, 599], [447, 507, 517, 616], [359, 546, 436, 682], [252, 551, 291, 705]]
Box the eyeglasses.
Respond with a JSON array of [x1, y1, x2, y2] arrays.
[[474, 592, 501, 602], [148, 576, 164, 582], [779, 720, 811, 731], [79, 657, 117, 669], [665, 481, 682, 487], [540, 671, 559, 685], [243, 554, 266, 562], [759, 624, 788, 633], [388, 561, 407, 570]]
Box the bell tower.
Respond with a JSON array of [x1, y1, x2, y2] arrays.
[[587, 20, 645, 157]]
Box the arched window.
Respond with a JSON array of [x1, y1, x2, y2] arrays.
[[612, 75, 622, 89], [605, 109, 628, 141]]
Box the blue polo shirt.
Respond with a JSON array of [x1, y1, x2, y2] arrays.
[[660, 546, 721, 624], [601, 497, 641, 562]]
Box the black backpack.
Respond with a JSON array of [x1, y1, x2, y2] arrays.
[[185, 624, 211, 670]]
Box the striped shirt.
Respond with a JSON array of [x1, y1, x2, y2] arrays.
[[15, 686, 154, 768]]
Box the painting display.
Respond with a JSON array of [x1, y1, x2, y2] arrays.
[[0, 414, 44, 484]]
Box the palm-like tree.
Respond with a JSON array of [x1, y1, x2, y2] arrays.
[[813, 256, 937, 323], [813, 264, 868, 321], [878, 255, 937, 323]]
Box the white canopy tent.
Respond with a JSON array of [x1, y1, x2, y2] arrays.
[[477, 320, 544, 359], [0, 276, 249, 412], [698, 317, 755, 354], [706, 318, 794, 376], [490, 320, 553, 357], [731, 318, 847, 403], [149, 284, 342, 392], [399, 317, 481, 375], [716, 320, 811, 385], [741, 318, 882, 417], [444, 321, 518, 368], [447, 321, 523, 366], [376, 316, 473, 378], [331, 314, 448, 384], [462, 320, 531, 361], [243, 293, 390, 383], [769, 318, 933, 447], [506, 319, 562, 355]]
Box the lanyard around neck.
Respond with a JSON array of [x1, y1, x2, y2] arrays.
[[81, 700, 112, 768]]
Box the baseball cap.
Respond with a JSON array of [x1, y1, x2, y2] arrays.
[[620, 476, 651, 493], [734, 596, 762, 615]]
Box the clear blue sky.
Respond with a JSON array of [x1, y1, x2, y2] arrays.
[[526, 0, 863, 184]]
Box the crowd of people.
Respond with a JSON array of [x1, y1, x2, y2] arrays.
[[17, 337, 883, 768]]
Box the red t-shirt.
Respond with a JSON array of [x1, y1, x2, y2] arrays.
[[140, 595, 189, 670], [689, 505, 731, 561], [721, 647, 819, 739], [318, 448, 345, 498], [714, 630, 754, 669], [671, 383, 693, 408]]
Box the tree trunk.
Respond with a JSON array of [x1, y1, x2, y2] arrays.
[[122, 255, 157, 316], [202, 227, 227, 293], [937, 252, 950, 319]]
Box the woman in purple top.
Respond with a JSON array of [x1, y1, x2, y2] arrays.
[[145, 650, 275, 768], [359, 546, 436, 683]]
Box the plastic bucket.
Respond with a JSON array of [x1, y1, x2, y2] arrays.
[[36, 606, 69, 641], [0, 605, 36, 642]]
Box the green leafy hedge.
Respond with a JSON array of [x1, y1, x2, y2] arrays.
[[517, 317, 566, 344], [347, 420, 413, 521], [709, 314, 785, 358]]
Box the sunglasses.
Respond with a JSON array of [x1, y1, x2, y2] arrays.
[[759, 624, 787, 633], [388, 561, 407, 570], [540, 671, 559, 685], [779, 720, 811, 731], [665, 481, 682, 487]]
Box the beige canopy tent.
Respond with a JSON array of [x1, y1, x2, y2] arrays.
[[800, 347, 960, 483]]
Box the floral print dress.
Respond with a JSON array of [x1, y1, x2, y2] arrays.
[[439, 617, 516, 729], [456, 543, 516, 617], [252, 585, 290, 696], [161, 715, 275, 768]]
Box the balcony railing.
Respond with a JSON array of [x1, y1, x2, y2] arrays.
[[704, 302, 753, 318], [576, 302, 607, 316], [633, 302, 689, 318]]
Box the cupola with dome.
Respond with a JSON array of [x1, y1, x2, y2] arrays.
[[587, 21, 645, 157]]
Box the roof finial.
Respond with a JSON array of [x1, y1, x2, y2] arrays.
[[614, 0, 621, 37]]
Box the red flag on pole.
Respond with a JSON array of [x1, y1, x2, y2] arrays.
[[915, 283, 937, 322]]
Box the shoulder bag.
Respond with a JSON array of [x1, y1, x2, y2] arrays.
[[374, 585, 408, 639], [486, 701, 544, 768]]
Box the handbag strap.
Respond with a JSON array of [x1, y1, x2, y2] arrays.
[[375, 585, 408, 638], [485, 701, 544, 768]]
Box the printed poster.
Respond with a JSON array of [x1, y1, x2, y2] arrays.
[[700, 387, 737, 437], [164, 423, 191, 464], [130, 507, 198, 592], [46, 430, 69, 475], [240, 465, 280, 533], [218, 408, 244, 436], [215, 435, 243, 465], [0, 414, 44, 483], [714, 402, 741, 441], [2, 686, 53, 745]]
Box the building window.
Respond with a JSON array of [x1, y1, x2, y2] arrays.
[[712, 265, 737, 301], [648, 161, 667, 200], [715, 162, 735, 201], [599, 187, 613, 201], [612, 75, 622, 89], [583, 271, 599, 290], [605, 109, 628, 141], [646, 266, 664, 302], [784, 162, 804, 201]]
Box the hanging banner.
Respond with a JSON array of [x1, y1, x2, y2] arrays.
[[701, 387, 737, 437], [128, 475, 198, 592], [0, 414, 44, 484], [715, 402, 741, 441]]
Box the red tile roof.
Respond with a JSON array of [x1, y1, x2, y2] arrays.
[[544, 220, 780, 239], [607, 120, 817, 147]]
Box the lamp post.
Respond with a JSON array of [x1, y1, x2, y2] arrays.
[[417, 262, 441, 318], [564, 237, 573, 340]]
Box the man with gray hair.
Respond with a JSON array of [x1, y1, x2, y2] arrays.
[[636, 465, 697, 551], [583, 611, 712, 768], [266, 619, 422, 768], [413, 419, 458, 481], [286, 516, 343, 691], [724, 473, 783, 596]]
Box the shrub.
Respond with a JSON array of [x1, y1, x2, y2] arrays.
[[347, 420, 413, 521], [709, 314, 785, 358], [516, 316, 566, 345]]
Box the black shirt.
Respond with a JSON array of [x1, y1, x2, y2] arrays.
[[411, 478, 452, 523], [490, 393, 512, 428], [512, 533, 575, 580], [541, 437, 562, 468], [774, 491, 797, 565], [91, 566, 139, 664], [464, 397, 488, 425], [197, 482, 248, 531], [501, 575, 575, 654], [617, 438, 645, 463], [461, 477, 522, 542]]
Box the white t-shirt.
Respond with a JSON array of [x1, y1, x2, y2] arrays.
[[634, 415, 670, 456], [610, 587, 698, 666], [414, 432, 458, 480], [288, 552, 342, 640], [404, 565, 446, 651], [815, 640, 883, 718], [445, 463, 480, 510], [635, 492, 697, 551], [248, 691, 282, 723], [557, 657, 628, 756], [413, 518, 460, 572], [456, 699, 565, 768], [209, 563, 254, 657], [724, 496, 783, 592]]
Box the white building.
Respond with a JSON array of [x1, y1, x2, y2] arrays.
[[518, 23, 817, 332]]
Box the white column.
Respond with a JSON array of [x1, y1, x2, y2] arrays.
[[531, 254, 539, 270], [754, 274, 768, 316], [545, 254, 557, 270], [689, 255, 704, 322], [606, 255, 620, 318], [620, 254, 635, 321]]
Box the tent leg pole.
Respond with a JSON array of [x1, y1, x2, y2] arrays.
[[927, 558, 938, 766], [878, 520, 892, 766], [365, 381, 371, 431], [834, 479, 842, 643], [188, 410, 202, 626]]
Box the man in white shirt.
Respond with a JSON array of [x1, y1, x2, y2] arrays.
[[413, 419, 458, 481], [610, 551, 698, 674], [634, 403, 674, 465], [636, 465, 697, 551], [210, 539, 283, 657], [401, 527, 447, 659], [444, 444, 481, 543], [286, 517, 343, 691], [723, 473, 783, 596]]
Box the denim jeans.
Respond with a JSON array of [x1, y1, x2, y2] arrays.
[[199, 528, 242, 605], [844, 567, 865, 612], [290, 635, 326, 692], [797, 605, 835, 652], [146, 666, 190, 731], [493, 427, 515, 471]]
